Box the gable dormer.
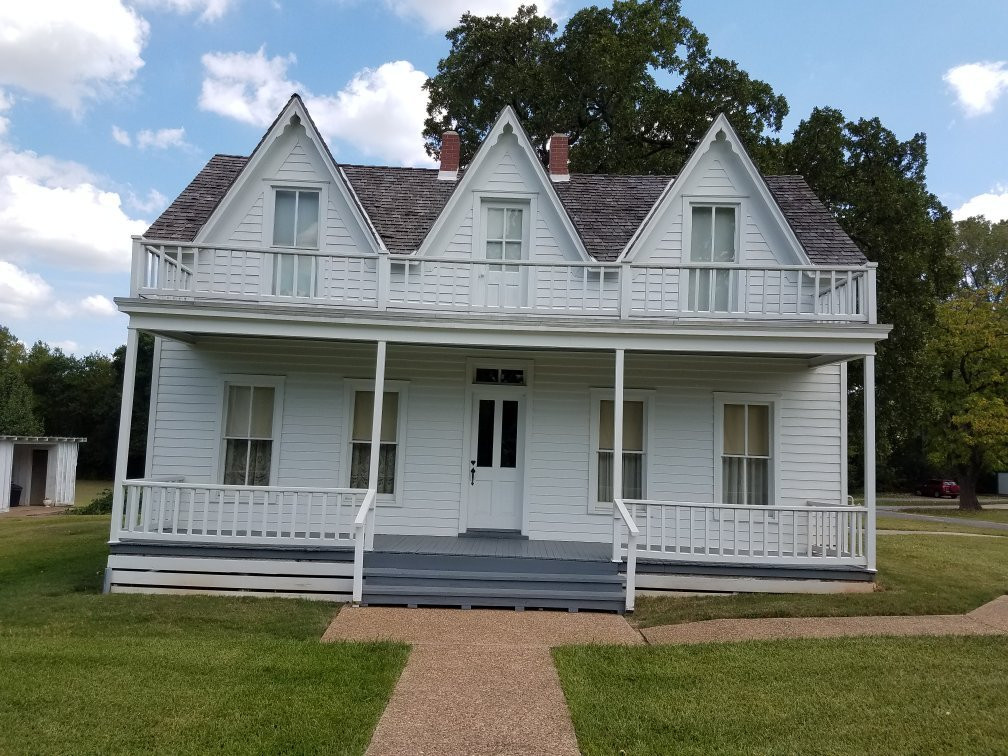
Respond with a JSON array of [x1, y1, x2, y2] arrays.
[[624, 114, 809, 267], [419, 108, 590, 264], [195, 95, 382, 261]]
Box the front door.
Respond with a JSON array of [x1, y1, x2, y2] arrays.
[[467, 395, 524, 530]]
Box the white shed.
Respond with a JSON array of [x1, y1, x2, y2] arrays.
[[0, 436, 86, 512]]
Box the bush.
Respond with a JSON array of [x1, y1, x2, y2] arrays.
[[72, 488, 113, 515]]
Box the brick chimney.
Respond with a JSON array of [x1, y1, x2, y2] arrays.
[[438, 130, 460, 180], [548, 134, 569, 182]]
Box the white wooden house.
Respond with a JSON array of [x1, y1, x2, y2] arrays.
[[105, 95, 889, 611]]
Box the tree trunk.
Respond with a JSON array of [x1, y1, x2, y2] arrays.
[[958, 452, 983, 511]]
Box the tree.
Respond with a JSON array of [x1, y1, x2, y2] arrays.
[[423, 1, 788, 173], [780, 107, 960, 488], [953, 216, 1008, 301], [0, 368, 42, 436], [922, 288, 1008, 509]]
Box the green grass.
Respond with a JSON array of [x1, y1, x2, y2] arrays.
[[0, 516, 408, 755], [633, 534, 1008, 628], [555, 636, 1008, 755], [877, 514, 1008, 536], [73, 479, 113, 507], [900, 507, 1008, 523]]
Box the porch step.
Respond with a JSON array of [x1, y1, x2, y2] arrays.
[[362, 552, 625, 612]]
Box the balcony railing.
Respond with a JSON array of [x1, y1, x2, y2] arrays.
[[131, 238, 877, 323]]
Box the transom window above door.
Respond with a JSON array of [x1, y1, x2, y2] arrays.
[[485, 206, 524, 262], [273, 189, 320, 248], [473, 367, 525, 385]]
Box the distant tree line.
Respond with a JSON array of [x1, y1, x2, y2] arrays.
[[0, 327, 153, 479]]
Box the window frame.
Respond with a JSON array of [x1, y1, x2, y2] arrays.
[[342, 379, 409, 507], [588, 388, 654, 514], [215, 375, 285, 487], [682, 196, 744, 264], [713, 392, 782, 508], [476, 197, 532, 262]]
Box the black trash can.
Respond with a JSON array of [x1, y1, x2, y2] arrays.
[[10, 483, 22, 507]]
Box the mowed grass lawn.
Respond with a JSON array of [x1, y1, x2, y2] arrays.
[[555, 635, 1008, 755], [633, 533, 1008, 627], [0, 516, 407, 755]]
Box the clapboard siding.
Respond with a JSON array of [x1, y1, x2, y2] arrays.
[[150, 340, 843, 543]]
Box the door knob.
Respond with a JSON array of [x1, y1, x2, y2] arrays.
[[470, 459, 476, 485]]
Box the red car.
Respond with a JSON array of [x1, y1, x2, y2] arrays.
[[915, 479, 960, 498]]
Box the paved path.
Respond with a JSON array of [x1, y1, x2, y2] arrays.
[[324, 608, 641, 756], [878, 529, 1003, 537], [642, 595, 1008, 644]]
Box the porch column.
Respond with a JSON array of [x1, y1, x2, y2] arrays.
[[611, 348, 625, 562], [864, 354, 876, 571], [366, 340, 387, 549], [110, 328, 139, 544]]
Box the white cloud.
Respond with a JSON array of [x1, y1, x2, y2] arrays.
[[0, 2, 148, 112], [944, 61, 1008, 117], [133, 0, 237, 22], [136, 127, 188, 150], [80, 294, 118, 316], [0, 261, 53, 319], [953, 187, 1008, 223], [0, 147, 148, 272], [382, 0, 561, 32], [128, 188, 168, 214], [199, 48, 434, 166], [0, 90, 12, 135], [112, 125, 132, 146]]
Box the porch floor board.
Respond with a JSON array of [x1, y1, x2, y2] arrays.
[[371, 534, 612, 562]]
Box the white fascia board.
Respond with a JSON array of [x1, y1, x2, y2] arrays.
[[118, 299, 889, 357], [621, 113, 809, 265], [192, 96, 382, 254], [417, 106, 592, 262]]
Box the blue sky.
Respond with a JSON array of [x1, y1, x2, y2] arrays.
[[1, 0, 1006, 355]]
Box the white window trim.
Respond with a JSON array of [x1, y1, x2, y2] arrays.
[[682, 195, 746, 264], [588, 387, 655, 515], [342, 379, 409, 507], [215, 374, 286, 486], [713, 392, 782, 509], [264, 181, 328, 251]]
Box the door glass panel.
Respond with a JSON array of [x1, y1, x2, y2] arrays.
[[486, 208, 504, 238], [273, 190, 296, 246], [295, 255, 314, 297], [505, 208, 523, 238], [295, 191, 319, 247], [713, 206, 736, 262], [476, 399, 495, 467], [690, 206, 713, 262], [485, 241, 503, 260], [500, 400, 518, 468]]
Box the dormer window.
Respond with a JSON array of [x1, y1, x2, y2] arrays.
[[689, 204, 739, 312], [271, 188, 319, 298], [485, 206, 524, 263], [272, 189, 319, 248]]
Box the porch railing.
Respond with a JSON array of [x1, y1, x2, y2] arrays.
[[616, 499, 869, 566], [352, 488, 377, 602], [131, 238, 878, 324], [112, 480, 365, 546]]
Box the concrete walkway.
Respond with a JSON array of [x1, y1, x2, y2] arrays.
[[323, 608, 641, 756], [642, 595, 1008, 644], [324, 597, 1008, 754]]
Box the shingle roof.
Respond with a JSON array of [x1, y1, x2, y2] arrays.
[[144, 155, 247, 241], [145, 156, 866, 265]]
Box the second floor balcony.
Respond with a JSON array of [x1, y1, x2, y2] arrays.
[[130, 238, 878, 324]]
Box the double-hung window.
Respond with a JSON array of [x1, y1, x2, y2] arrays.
[[596, 399, 646, 503], [720, 402, 772, 506], [222, 384, 277, 486], [349, 391, 400, 495], [689, 204, 738, 312], [272, 189, 319, 297]]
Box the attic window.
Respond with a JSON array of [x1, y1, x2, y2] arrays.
[[689, 204, 739, 312], [273, 189, 319, 248]]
